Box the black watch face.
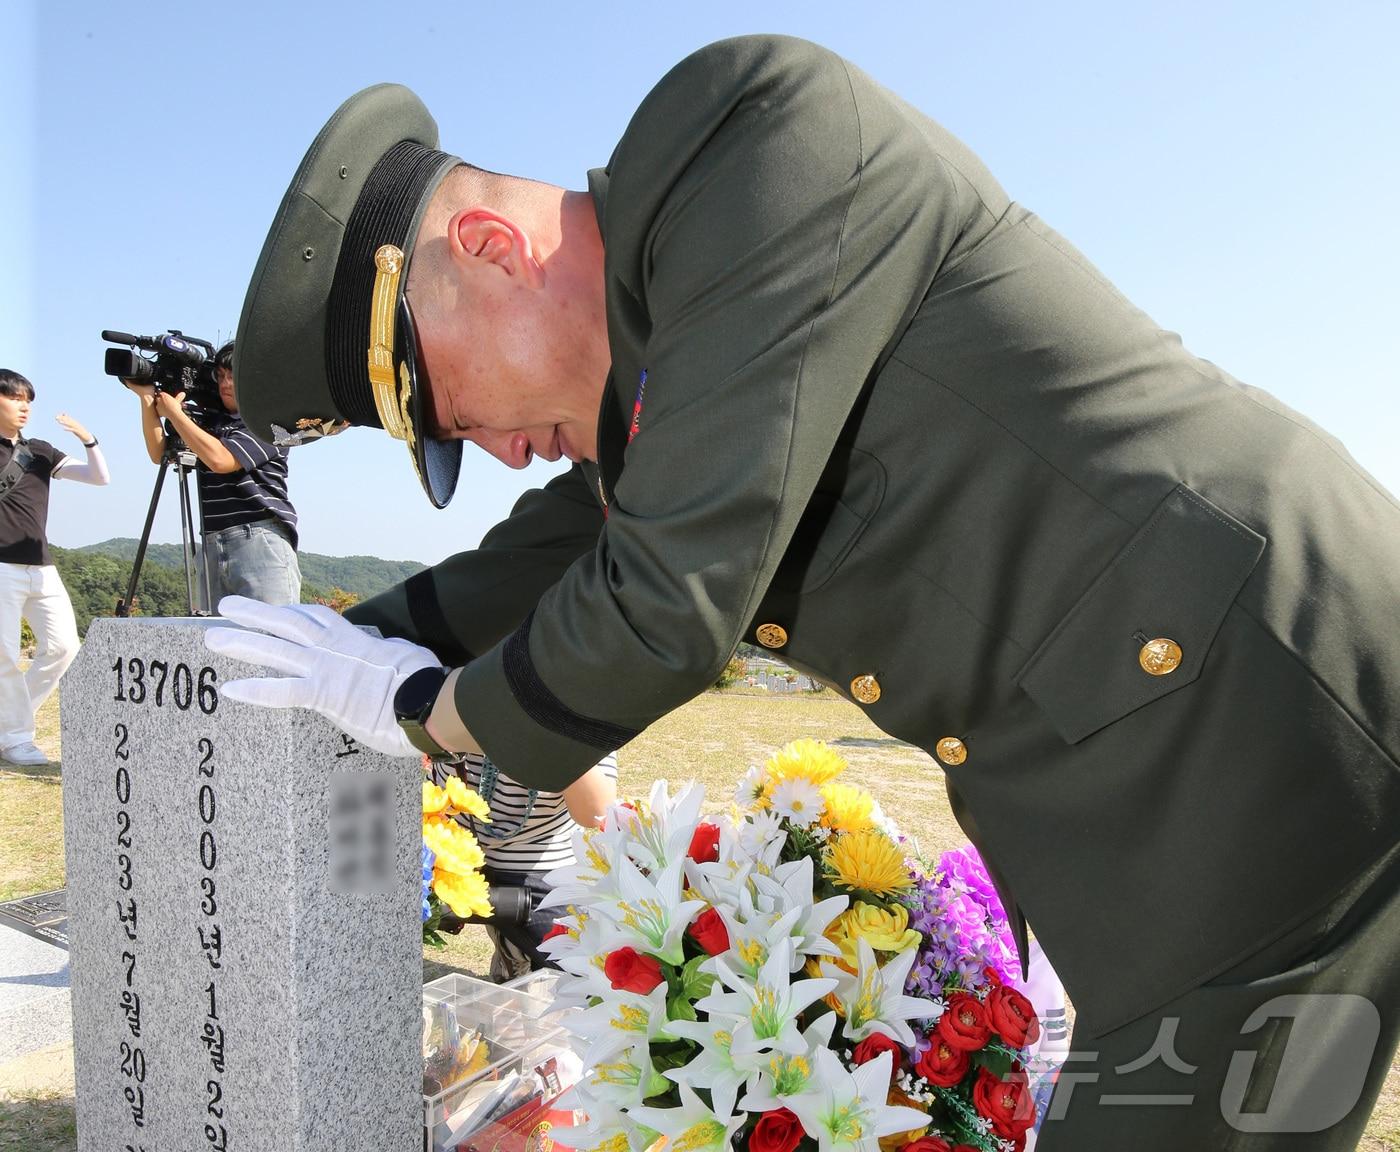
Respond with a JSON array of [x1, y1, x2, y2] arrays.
[[395, 666, 446, 720]]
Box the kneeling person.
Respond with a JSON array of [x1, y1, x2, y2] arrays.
[[430, 752, 617, 981]]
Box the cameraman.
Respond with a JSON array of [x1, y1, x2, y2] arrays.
[[126, 341, 301, 608]]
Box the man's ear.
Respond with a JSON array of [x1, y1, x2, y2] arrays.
[[448, 209, 542, 287]]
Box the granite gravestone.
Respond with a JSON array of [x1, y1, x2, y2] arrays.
[[61, 617, 421, 1152]]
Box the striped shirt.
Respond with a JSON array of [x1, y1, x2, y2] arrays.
[[192, 407, 298, 546], [430, 752, 619, 874]]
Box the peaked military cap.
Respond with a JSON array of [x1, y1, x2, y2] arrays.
[[235, 84, 463, 507]]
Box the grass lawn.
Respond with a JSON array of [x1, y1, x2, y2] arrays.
[[3, 684, 1398, 1150]]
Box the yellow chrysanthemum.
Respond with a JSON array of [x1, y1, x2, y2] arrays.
[[764, 739, 848, 789], [823, 829, 913, 897], [818, 781, 876, 832], [422, 780, 450, 816], [444, 776, 491, 821], [825, 901, 921, 967], [434, 867, 493, 919], [422, 816, 486, 876]]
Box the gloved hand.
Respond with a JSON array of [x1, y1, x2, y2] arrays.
[[204, 597, 443, 758]]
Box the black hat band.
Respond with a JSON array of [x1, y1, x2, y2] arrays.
[[324, 139, 457, 428]]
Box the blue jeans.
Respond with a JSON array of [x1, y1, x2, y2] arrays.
[[199, 520, 301, 610]]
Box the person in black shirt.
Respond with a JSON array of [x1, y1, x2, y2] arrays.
[[0, 368, 110, 766], [127, 341, 300, 609]]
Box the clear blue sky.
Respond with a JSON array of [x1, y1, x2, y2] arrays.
[[4, 0, 1396, 566]]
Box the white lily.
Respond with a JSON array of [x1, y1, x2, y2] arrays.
[[629, 1082, 748, 1152], [695, 938, 837, 1065], [738, 1010, 838, 1110], [619, 779, 707, 872], [541, 823, 633, 908], [663, 1016, 749, 1120], [549, 1082, 653, 1152], [547, 912, 622, 1011], [707, 904, 801, 983], [821, 938, 936, 1046], [782, 1048, 930, 1152], [566, 979, 675, 1068], [572, 1037, 672, 1114], [685, 846, 756, 913], [752, 856, 847, 964], [592, 854, 706, 966]]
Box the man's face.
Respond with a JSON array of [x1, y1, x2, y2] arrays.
[[408, 285, 603, 471], [0, 391, 31, 434], [215, 366, 238, 413]]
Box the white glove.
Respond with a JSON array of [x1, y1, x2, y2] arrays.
[[204, 597, 442, 758]]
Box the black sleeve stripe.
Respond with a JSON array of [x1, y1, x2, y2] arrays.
[[502, 612, 638, 750], [405, 568, 472, 665]]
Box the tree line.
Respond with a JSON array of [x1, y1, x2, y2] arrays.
[[46, 543, 424, 638]]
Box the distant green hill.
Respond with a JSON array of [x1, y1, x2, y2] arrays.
[[75, 538, 425, 599], [55, 539, 426, 636]]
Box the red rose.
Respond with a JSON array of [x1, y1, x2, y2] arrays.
[[913, 1036, 970, 1087], [542, 922, 570, 942], [749, 1108, 803, 1152], [602, 947, 665, 994], [901, 1138, 952, 1152], [851, 1033, 904, 1083], [971, 1067, 1036, 1139], [688, 822, 722, 863], [687, 907, 731, 956], [937, 992, 992, 1051], [985, 985, 1040, 1049]]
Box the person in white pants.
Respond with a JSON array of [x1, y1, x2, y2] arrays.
[[0, 368, 109, 766]]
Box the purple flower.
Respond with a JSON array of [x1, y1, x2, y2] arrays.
[[901, 843, 1022, 997]]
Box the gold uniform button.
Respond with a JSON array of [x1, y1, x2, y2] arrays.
[[850, 674, 881, 704], [756, 623, 789, 649], [1139, 637, 1183, 676], [936, 737, 968, 766]]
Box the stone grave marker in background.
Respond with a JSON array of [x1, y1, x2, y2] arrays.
[[61, 617, 421, 1152]]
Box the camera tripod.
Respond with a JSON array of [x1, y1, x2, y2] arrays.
[[116, 424, 212, 618]]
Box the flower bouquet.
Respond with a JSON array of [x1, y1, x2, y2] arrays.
[[539, 739, 1045, 1152], [421, 772, 494, 946]]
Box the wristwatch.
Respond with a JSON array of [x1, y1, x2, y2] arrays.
[[393, 666, 452, 759]]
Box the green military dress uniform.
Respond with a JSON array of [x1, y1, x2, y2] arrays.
[[240, 36, 1400, 1149]]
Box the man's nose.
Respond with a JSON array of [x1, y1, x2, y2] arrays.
[[467, 429, 530, 469]]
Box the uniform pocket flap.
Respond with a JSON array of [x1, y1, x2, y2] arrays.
[[1017, 484, 1266, 744]]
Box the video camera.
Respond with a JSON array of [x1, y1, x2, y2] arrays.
[[101, 329, 220, 406]]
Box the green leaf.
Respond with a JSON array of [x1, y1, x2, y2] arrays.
[[677, 954, 716, 1001], [667, 995, 699, 1023], [976, 1045, 1014, 1079]]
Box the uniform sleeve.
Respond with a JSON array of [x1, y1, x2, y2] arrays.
[[344, 464, 604, 664], [455, 36, 969, 788]]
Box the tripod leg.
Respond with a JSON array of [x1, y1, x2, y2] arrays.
[[176, 461, 202, 616], [118, 457, 170, 617]]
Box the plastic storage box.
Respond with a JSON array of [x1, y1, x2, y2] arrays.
[[421, 970, 574, 1152]]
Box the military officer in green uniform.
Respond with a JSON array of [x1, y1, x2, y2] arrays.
[[212, 36, 1400, 1148]]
